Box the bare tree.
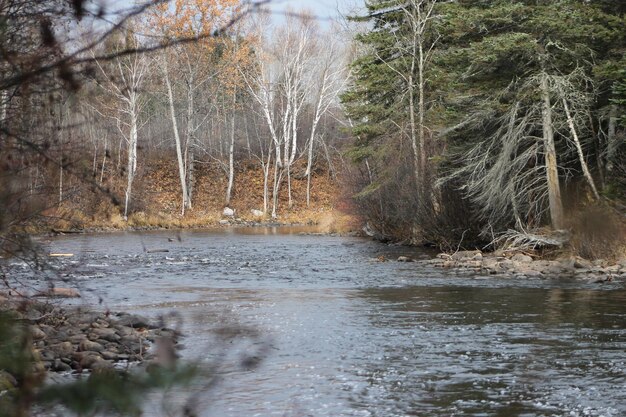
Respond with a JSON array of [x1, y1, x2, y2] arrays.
[[92, 28, 149, 220], [304, 27, 349, 206]]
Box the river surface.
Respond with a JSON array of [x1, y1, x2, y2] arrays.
[[29, 228, 626, 416]]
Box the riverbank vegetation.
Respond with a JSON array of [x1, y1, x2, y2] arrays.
[[1, 0, 354, 243], [0, 1, 625, 415], [343, 0, 626, 260], [1, 1, 625, 261]]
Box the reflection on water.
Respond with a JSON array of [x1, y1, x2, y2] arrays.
[[357, 287, 625, 416], [17, 229, 626, 416]]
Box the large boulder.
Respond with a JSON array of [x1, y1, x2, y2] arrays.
[[223, 207, 235, 217], [251, 209, 264, 217]]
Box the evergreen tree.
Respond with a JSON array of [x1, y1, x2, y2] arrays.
[[343, 0, 625, 244], [437, 0, 624, 235], [342, 0, 441, 242]]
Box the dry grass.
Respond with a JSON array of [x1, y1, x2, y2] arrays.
[[566, 205, 626, 261]]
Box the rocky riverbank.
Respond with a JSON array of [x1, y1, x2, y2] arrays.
[[2, 302, 179, 379], [405, 250, 626, 282]]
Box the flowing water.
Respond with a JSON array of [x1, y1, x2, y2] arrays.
[[25, 228, 626, 416]]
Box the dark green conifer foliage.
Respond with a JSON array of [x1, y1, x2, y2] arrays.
[[343, 0, 625, 244]]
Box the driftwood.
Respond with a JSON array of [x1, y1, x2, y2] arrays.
[[491, 229, 570, 251]]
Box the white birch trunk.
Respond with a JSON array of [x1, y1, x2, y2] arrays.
[[164, 62, 189, 216], [124, 107, 138, 220], [562, 98, 600, 200], [226, 93, 236, 205]]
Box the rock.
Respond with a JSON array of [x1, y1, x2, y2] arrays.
[[466, 260, 482, 269], [100, 351, 119, 361], [442, 260, 455, 268], [511, 254, 533, 263], [68, 334, 87, 344], [36, 287, 80, 298], [50, 342, 74, 358], [90, 327, 120, 342], [605, 265, 620, 274], [574, 257, 593, 269], [89, 360, 114, 372], [31, 325, 47, 341], [73, 351, 99, 361], [592, 259, 607, 267], [52, 359, 71, 372], [219, 220, 230, 225], [451, 250, 481, 261], [397, 256, 415, 263], [79, 354, 105, 370], [499, 259, 515, 271], [482, 258, 499, 269], [251, 209, 264, 217], [437, 253, 452, 260], [113, 325, 134, 337], [79, 340, 104, 352], [223, 207, 235, 217], [116, 314, 154, 329]]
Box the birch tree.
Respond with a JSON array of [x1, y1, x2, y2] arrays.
[[304, 27, 349, 206], [149, 0, 241, 214], [92, 28, 149, 220], [243, 10, 318, 216]]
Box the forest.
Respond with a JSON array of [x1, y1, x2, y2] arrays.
[[2, 0, 625, 259], [1, 1, 626, 416]]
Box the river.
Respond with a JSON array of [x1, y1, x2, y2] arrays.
[[32, 228, 626, 416]]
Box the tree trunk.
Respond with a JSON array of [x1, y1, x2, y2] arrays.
[[306, 133, 315, 207], [99, 137, 107, 184], [607, 105, 618, 172], [263, 150, 271, 214], [541, 73, 564, 229], [225, 93, 236, 205], [124, 109, 138, 220], [271, 147, 282, 219], [417, 39, 427, 197], [0, 89, 7, 124], [562, 98, 600, 200], [163, 63, 189, 216], [184, 79, 194, 209]]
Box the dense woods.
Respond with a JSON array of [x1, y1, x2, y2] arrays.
[[1, 0, 625, 255], [0, 0, 350, 241], [343, 0, 625, 254], [1, 2, 626, 416]]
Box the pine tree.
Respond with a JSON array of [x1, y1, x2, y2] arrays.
[[436, 0, 624, 235]]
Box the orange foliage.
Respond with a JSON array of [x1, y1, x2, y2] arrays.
[[148, 0, 241, 39]]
